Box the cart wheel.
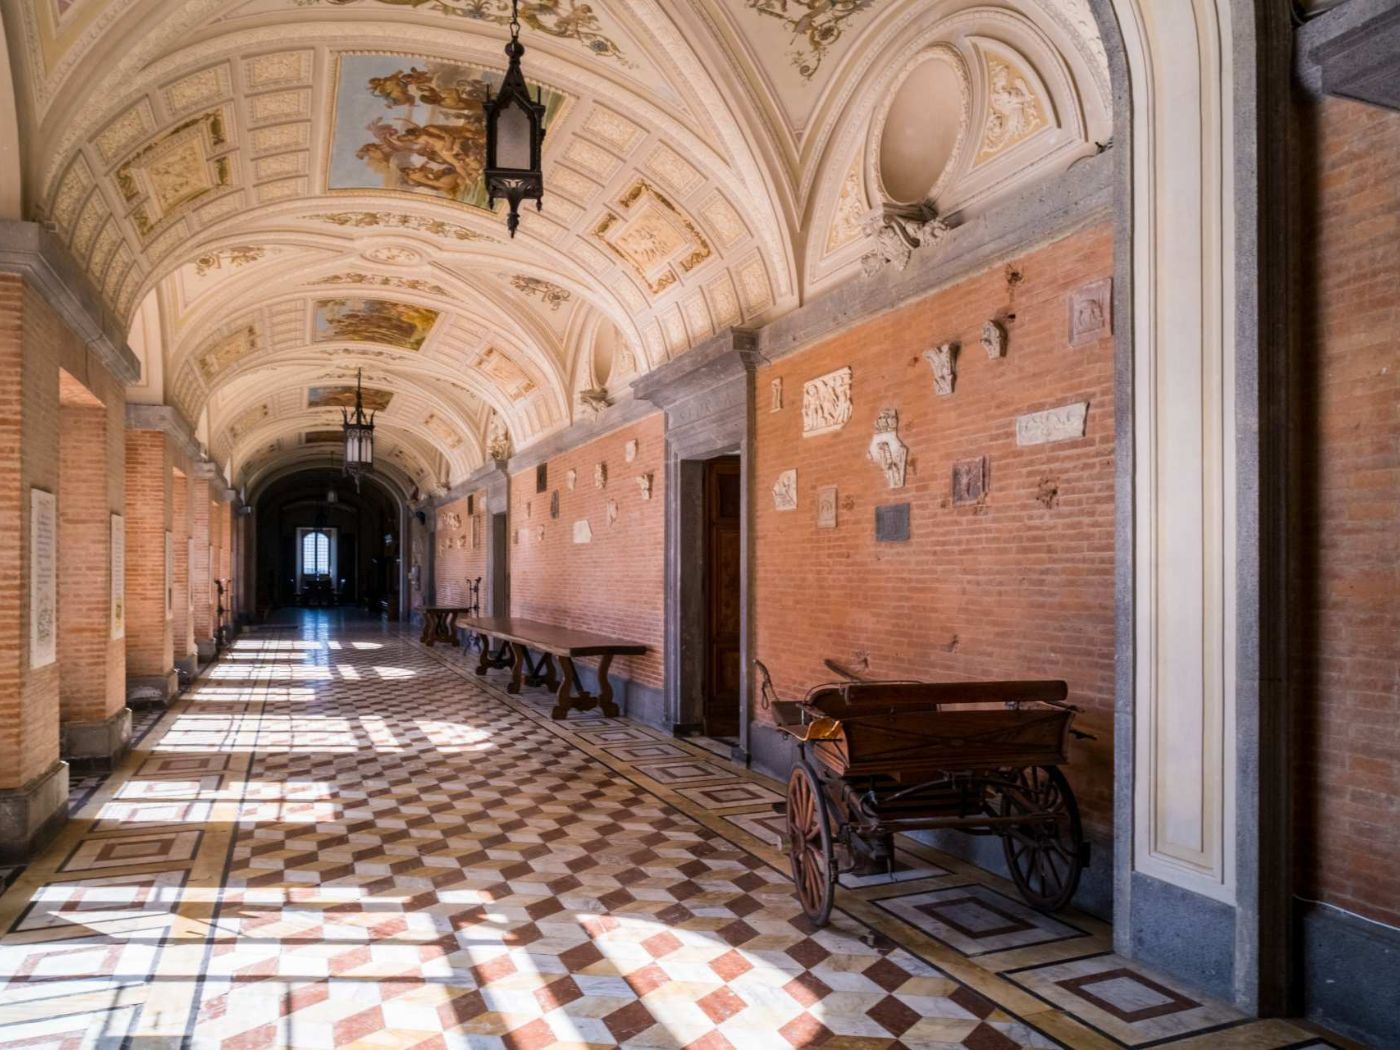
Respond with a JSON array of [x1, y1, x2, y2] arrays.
[[786, 762, 836, 926], [1000, 765, 1084, 912]]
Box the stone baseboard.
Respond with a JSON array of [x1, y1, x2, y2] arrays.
[[1301, 899, 1400, 1048], [61, 707, 133, 769], [127, 671, 179, 707], [0, 761, 70, 863]]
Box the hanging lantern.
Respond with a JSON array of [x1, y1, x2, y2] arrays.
[[483, 0, 547, 237], [341, 368, 374, 489]]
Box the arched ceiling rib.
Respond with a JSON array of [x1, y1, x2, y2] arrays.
[[3, 0, 1112, 491]]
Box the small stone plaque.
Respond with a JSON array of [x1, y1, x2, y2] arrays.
[[1069, 277, 1112, 346], [816, 485, 837, 528], [875, 503, 910, 543], [550, 490, 560, 519], [952, 457, 988, 506]]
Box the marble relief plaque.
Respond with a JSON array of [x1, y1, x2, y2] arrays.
[[816, 485, 838, 528], [952, 457, 988, 506], [1016, 402, 1089, 446], [573, 520, 592, 544], [772, 469, 798, 511], [30, 489, 56, 669], [801, 367, 852, 436], [111, 513, 125, 640], [1068, 278, 1112, 346]]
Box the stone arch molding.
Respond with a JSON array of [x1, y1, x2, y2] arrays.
[[802, 0, 1112, 292]]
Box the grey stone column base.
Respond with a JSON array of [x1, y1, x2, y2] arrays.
[[175, 654, 197, 679], [127, 671, 179, 707], [196, 638, 217, 660], [61, 707, 133, 770], [0, 761, 70, 864]]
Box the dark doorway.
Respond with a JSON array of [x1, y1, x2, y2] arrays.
[[702, 456, 742, 737], [252, 469, 401, 620]]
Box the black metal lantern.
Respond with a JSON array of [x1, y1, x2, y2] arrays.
[[341, 368, 374, 489], [483, 0, 546, 237]]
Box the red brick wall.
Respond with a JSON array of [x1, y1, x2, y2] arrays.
[[0, 277, 128, 787], [1297, 96, 1400, 927], [754, 225, 1116, 833], [435, 492, 487, 607], [508, 415, 665, 688], [58, 390, 119, 725], [192, 488, 212, 644], [172, 470, 192, 661], [125, 431, 173, 678]]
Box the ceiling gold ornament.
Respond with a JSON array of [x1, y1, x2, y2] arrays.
[[295, 0, 627, 62], [116, 111, 232, 235], [472, 346, 536, 401], [308, 211, 492, 241], [592, 180, 712, 296], [508, 274, 571, 310], [194, 246, 268, 276], [315, 273, 450, 296], [742, 0, 876, 80]]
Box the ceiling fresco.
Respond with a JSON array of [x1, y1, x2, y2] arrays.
[[0, 0, 1113, 496]]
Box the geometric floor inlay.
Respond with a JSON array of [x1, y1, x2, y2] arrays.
[[0, 610, 1334, 1048], [877, 884, 1089, 956]]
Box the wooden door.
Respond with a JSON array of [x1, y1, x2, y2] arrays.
[[703, 457, 742, 737]]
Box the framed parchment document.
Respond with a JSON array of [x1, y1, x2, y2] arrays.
[[30, 489, 56, 669], [111, 513, 125, 639]]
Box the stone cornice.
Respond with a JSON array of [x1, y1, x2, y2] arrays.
[[758, 151, 1114, 362], [0, 221, 141, 385], [1296, 0, 1400, 106], [125, 404, 205, 464], [630, 329, 760, 411]]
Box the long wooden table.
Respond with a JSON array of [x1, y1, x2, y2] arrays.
[[419, 606, 478, 647], [461, 616, 648, 720]]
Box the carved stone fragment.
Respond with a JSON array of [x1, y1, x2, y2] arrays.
[[566, 468, 577, 491], [550, 491, 560, 519], [861, 201, 950, 276], [816, 485, 838, 528], [770, 377, 783, 412], [772, 469, 798, 511], [624, 439, 638, 463], [637, 473, 653, 501], [579, 386, 613, 418], [1068, 278, 1112, 346], [923, 343, 957, 396], [867, 408, 908, 489], [951, 457, 988, 505], [802, 367, 853, 436], [981, 320, 1006, 359], [607, 499, 618, 525], [573, 520, 592, 544], [594, 462, 608, 489], [1016, 402, 1089, 446]]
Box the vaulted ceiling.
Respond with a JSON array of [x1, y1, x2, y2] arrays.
[[1, 0, 1111, 495]]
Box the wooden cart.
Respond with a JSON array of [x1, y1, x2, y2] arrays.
[[759, 663, 1090, 926]]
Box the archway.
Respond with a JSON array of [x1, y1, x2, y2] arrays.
[[250, 468, 410, 621]]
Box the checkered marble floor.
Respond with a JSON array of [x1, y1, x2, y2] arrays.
[[0, 613, 1338, 1049]]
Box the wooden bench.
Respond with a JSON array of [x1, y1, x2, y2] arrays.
[[419, 606, 478, 647], [461, 616, 648, 720]]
